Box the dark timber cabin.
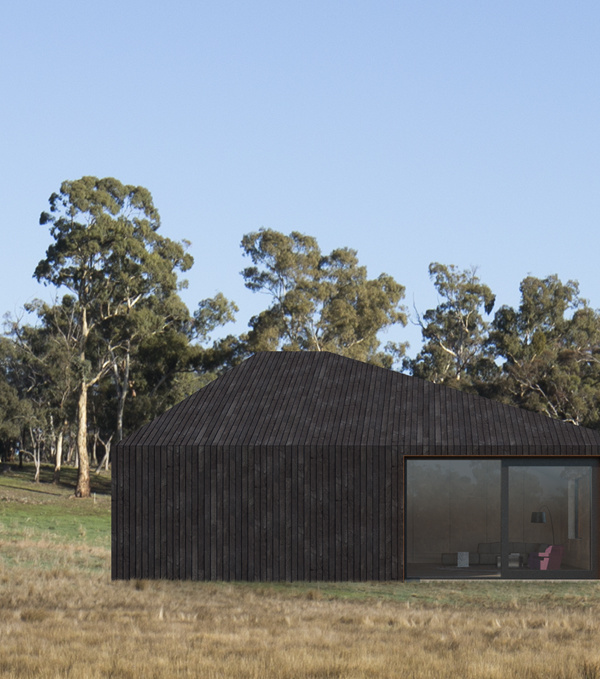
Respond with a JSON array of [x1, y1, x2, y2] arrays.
[[112, 351, 600, 581]]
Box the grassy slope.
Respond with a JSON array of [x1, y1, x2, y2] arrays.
[[0, 464, 111, 576], [2, 465, 600, 677], [0, 465, 110, 541]]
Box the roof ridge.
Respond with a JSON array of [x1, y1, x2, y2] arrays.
[[118, 351, 600, 450]]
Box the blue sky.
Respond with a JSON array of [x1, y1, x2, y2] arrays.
[[2, 1, 599, 357]]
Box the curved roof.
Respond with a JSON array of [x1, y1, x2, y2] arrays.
[[119, 351, 600, 453]]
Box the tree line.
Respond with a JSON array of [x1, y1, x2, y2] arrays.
[[1, 176, 598, 496]]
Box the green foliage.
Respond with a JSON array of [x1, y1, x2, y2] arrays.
[[241, 228, 407, 366], [37, 177, 192, 302], [0, 374, 28, 444], [0, 335, 42, 450], [194, 293, 238, 343], [29, 176, 240, 459], [36, 177, 193, 336], [487, 275, 600, 427], [406, 263, 496, 388], [2, 174, 598, 450], [34, 177, 197, 494]]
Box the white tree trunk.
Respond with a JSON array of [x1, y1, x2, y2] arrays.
[[53, 430, 63, 484], [75, 383, 91, 497]]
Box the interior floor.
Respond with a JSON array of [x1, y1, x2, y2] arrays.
[[406, 562, 587, 579], [406, 563, 501, 579]]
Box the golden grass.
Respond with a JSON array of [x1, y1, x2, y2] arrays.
[[3, 543, 600, 679]]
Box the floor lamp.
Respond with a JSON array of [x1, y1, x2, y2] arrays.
[[531, 506, 556, 545]]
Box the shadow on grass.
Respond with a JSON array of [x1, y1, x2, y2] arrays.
[[0, 483, 63, 497], [0, 463, 111, 496]]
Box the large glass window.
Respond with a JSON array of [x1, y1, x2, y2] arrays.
[[406, 460, 501, 578], [406, 458, 597, 579], [505, 462, 593, 576]]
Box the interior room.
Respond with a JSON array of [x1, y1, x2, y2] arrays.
[[405, 458, 594, 579]]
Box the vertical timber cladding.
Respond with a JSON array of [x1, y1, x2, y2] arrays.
[[183, 442, 404, 582], [110, 441, 121, 579], [112, 441, 405, 581]]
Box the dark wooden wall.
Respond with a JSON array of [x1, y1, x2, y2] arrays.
[[112, 443, 403, 581]]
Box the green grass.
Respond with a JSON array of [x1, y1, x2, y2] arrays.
[[0, 500, 110, 546], [231, 577, 600, 613], [0, 463, 111, 572]]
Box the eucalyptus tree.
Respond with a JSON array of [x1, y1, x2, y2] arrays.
[[0, 337, 32, 461], [487, 275, 600, 427], [114, 293, 238, 435], [406, 263, 496, 388], [6, 298, 81, 481], [0, 380, 23, 461], [104, 287, 191, 443], [241, 228, 407, 366], [35, 177, 193, 497]]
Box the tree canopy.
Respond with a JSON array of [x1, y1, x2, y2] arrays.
[[487, 276, 600, 427], [34, 177, 197, 495], [405, 263, 496, 389], [2, 177, 600, 491], [241, 228, 407, 366]]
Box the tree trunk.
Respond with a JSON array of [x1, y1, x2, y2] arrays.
[[75, 383, 91, 497], [29, 427, 41, 483], [116, 390, 126, 443], [92, 430, 98, 466], [113, 347, 130, 443], [66, 439, 75, 465], [95, 434, 113, 473], [33, 451, 40, 483], [53, 430, 63, 484]]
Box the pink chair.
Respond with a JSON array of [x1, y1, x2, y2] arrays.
[[528, 545, 564, 571]]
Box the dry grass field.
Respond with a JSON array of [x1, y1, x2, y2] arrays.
[[2, 465, 600, 678]]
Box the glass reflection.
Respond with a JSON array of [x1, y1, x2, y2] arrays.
[[406, 460, 501, 578], [508, 466, 591, 572], [406, 459, 594, 578]]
